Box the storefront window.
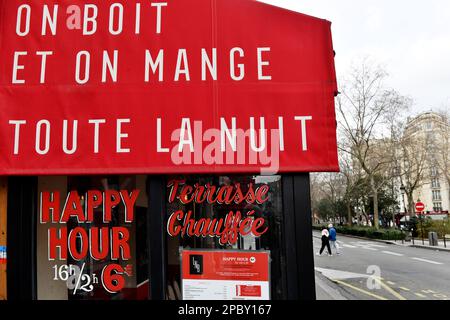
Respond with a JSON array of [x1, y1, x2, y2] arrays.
[[165, 175, 286, 300], [36, 175, 149, 300], [31, 174, 286, 300]]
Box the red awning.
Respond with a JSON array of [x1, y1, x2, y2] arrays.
[[0, 0, 338, 175]]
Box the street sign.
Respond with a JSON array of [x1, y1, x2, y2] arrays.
[[415, 202, 425, 212]]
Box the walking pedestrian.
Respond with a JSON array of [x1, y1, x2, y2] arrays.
[[328, 224, 341, 255], [317, 228, 332, 256]]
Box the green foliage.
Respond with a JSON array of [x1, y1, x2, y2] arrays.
[[415, 218, 450, 238], [406, 216, 419, 237], [315, 198, 347, 223], [316, 198, 334, 220], [431, 220, 450, 238], [314, 173, 401, 227], [313, 225, 406, 241]]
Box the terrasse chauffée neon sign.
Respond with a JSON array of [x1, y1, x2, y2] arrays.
[[166, 179, 270, 245]]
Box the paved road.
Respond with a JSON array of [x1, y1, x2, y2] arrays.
[[313, 232, 450, 300]]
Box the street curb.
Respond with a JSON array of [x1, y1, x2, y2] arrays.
[[409, 245, 450, 253], [315, 271, 348, 301], [312, 232, 396, 245], [334, 233, 397, 245]]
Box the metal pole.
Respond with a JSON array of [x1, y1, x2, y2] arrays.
[[444, 223, 447, 248], [147, 176, 167, 300], [421, 217, 424, 245], [293, 174, 316, 300], [0, 178, 7, 300]]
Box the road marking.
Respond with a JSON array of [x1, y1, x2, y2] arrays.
[[360, 247, 378, 251], [333, 280, 388, 300], [411, 258, 443, 265], [342, 244, 357, 248], [387, 281, 396, 286], [415, 293, 426, 298], [399, 287, 410, 291], [375, 278, 407, 301], [422, 290, 436, 294], [315, 268, 369, 280], [367, 244, 387, 248], [382, 251, 404, 257]]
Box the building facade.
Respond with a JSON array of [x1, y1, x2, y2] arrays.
[[401, 112, 450, 214]]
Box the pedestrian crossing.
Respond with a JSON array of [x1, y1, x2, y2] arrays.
[[382, 251, 404, 257], [341, 241, 388, 250], [314, 237, 445, 266], [315, 237, 394, 253], [314, 239, 389, 253]]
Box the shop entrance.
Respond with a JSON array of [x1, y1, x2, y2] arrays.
[[164, 175, 284, 300], [6, 174, 315, 300]]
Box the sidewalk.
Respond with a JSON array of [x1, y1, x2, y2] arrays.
[[313, 231, 450, 253], [391, 239, 450, 252], [315, 272, 348, 300]]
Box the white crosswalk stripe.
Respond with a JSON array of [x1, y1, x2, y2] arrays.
[[360, 247, 378, 251], [411, 258, 443, 265], [382, 251, 404, 257], [366, 244, 387, 248]]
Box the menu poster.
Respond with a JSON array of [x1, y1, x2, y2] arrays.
[[181, 250, 270, 300]]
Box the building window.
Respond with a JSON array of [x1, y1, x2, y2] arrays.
[[433, 203, 443, 212], [431, 179, 441, 189], [431, 167, 438, 177], [432, 190, 442, 201]]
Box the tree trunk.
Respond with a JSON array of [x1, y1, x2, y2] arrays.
[[370, 175, 380, 229], [407, 192, 415, 216], [363, 213, 369, 225], [347, 202, 352, 226]]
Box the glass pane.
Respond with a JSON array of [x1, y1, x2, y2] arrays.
[[165, 175, 286, 300], [36, 175, 149, 300]]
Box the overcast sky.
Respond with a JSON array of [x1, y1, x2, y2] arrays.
[[257, 0, 450, 114]]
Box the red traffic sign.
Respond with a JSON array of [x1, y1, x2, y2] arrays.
[[415, 202, 425, 212]]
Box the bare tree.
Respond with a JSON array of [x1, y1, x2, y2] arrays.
[[310, 173, 322, 223], [311, 171, 350, 224], [339, 150, 363, 226], [395, 126, 429, 215], [337, 58, 409, 229]]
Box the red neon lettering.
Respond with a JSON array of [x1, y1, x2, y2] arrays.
[[48, 227, 67, 260], [104, 190, 121, 222], [41, 191, 60, 223], [111, 227, 130, 260], [86, 190, 103, 221]]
